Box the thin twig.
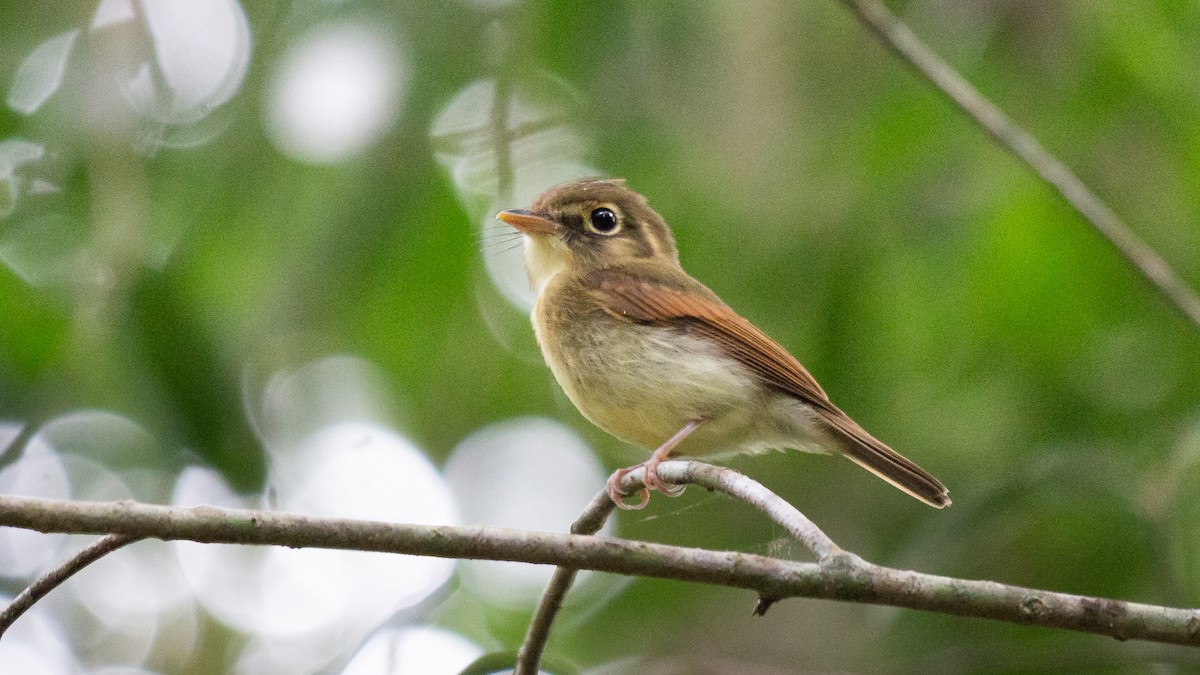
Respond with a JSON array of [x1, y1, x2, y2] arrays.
[[838, 0, 1200, 328], [652, 461, 841, 560], [515, 461, 842, 674], [0, 533, 142, 639], [0, 474, 1197, 647]]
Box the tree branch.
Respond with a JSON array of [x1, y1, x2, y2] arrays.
[[0, 462, 1196, 650], [0, 533, 142, 639], [837, 0, 1200, 328], [658, 461, 840, 559], [516, 461, 842, 674]]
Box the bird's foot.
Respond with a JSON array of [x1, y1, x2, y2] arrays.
[[604, 462, 681, 510], [606, 465, 650, 510], [641, 450, 684, 497], [605, 418, 704, 509]]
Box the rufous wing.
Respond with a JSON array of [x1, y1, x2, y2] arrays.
[[589, 269, 950, 508]]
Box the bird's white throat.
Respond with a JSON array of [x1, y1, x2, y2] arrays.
[[523, 235, 569, 295]]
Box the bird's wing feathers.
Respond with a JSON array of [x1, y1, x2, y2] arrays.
[[589, 270, 832, 408]]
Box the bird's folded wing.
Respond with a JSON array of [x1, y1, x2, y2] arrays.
[[589, 271, 834, 411]]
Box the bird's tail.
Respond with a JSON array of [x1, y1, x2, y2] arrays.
[[823, 412, 950, 508]]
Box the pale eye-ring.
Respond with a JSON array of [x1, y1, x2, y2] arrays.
[[588, 207, 619, 234]]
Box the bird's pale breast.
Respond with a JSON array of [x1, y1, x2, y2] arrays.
[[532, 274, 791, 456]]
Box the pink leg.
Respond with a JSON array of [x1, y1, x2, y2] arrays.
[[606, 419, 704, 510]]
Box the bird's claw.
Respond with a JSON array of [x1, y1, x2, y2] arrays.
[[606, 466, 650, 510], [606, 460, 684, 510]]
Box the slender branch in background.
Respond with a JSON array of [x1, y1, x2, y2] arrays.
[[0, 533, 142, 639], [487, 9, 518, 205], [837, 0, 1200, 328], [490, 73, 515, 203], [515, 462, 843, 674], [0, 462, 1197, 649]]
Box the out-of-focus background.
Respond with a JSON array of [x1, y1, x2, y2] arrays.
[[0, 1, 1198, 673]]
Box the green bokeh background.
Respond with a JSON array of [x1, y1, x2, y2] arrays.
[[2, 0, 1199, 672]]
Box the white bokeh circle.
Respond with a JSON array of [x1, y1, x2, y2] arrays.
[[444, 417, 608, 606], [341, 625, 483, 675], [266, 21, 406, 164]]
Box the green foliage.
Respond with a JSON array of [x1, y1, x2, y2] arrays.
[[1, 1, 1198, 672]]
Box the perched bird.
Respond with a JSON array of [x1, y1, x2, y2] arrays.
[[497, 178, 949, 510]]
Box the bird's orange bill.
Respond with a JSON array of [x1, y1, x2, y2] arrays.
[[497, 209, 560, 236], [588, 268, 951, 508]]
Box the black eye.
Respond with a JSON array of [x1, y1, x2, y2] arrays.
[[588, 208, 618, 234]]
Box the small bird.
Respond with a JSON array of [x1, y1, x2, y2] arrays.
[[497, 178, 950, 510]]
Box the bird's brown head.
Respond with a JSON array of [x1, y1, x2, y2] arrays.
[[497, 178, 679, 290]]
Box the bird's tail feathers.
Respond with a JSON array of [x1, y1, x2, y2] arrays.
[[823, 412, 950, 509]]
